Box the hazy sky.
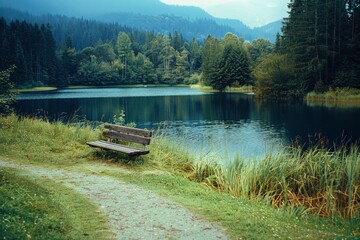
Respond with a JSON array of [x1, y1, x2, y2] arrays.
[[160, 0, 289, 27]]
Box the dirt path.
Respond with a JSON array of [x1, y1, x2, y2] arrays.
[[0, 161, 228, 240]]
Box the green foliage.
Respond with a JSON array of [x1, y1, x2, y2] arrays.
[[185, 73, 201, 85], [333, 61, 360, 89], [201, 35, 223, 86], [281, 0, 360, 92], [254, 54, 298, 98], [0, 18, 206, 88], [248, 38, 273, 63], [202, 33, 251, 91], [314, 80, 328, 94], [113, 110, 136, 128], [0, 66, 16, 115], [0, 18, 59, 87]]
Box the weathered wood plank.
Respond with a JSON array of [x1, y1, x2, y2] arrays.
[[86, 140, 150, 156], [103, 130, 151, 145], [104, 124, 152, 138]]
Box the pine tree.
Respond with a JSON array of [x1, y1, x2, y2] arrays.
[[61, 36, 77, 85], [274, 33, 282, 53], [117, 32, 134, 82], [201, 35, 223, 86]]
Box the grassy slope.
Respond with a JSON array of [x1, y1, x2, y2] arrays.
[[0, 115, 359, 239]]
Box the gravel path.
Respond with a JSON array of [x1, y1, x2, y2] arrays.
[[0, 161, 228, 240]]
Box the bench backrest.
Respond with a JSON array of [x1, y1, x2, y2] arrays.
[[103, 124, 152, 145]]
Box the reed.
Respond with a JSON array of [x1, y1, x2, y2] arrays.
[[306, 87, 360, 102], [193, 145, 360, 218]]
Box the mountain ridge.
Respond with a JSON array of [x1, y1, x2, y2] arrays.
[[0, 0, 282, 41]]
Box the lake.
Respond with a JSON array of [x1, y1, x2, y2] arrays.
[[15, 87, 360, 161]]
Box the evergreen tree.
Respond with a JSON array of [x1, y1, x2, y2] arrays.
[[61, 36, 78, 85], [174, 49, 190, 84], [117, 32, 134, 82], [274, 33, 282, 53], [158, 35, 176, 83], [201, 35, 223, 86], [14, 38, 28, 86], [211, 33, 251, 91], [187, 38, 202, 74], [280, 0, 359, 93], [249, 38, 273, 63]]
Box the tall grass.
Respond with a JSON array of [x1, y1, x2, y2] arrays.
[[306, 87, 360, 102], [0, 114, 100, 166], [192, 145, 360, 218]]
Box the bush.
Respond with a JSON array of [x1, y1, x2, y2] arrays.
[[184, 73, 201, 85], [253, 54, 298, 98], [314, 80, 328, 93], [0, 66, 16, 115]]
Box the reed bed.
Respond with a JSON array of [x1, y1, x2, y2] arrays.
[[306, 87, 360, 101], [193, 145, 360, 218]]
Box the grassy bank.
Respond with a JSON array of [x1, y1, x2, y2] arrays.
[[0, 168, 110, 239], [306, 88, 360, 102], [15, 86, 58, 93], [0, 115, 359, 238], [191, 84, 254, 93], [15, 84, 191, 93]]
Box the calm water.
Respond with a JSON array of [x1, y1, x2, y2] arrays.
[[15, 87, 360, 161]]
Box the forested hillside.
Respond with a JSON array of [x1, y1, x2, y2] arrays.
[[0, 8, 237, 46], [0, 17, 204, 87], [0, 6, 279, 42], [0, 0, 212, 20], [0, 14, 275, 90]]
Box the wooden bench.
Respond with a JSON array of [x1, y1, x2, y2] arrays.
[[87, 124, 153, 156]]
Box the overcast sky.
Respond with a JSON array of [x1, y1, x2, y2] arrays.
[[160, 0, 289, 27]]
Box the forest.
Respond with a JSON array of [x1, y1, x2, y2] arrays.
[[0, 0, 359, 98], [255, 0, 360, 97]]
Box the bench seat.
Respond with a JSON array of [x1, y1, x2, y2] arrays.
[[87, 140, 150, 156]]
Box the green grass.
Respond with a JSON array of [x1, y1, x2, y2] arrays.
[[306, 87, 360, 102], [191, 84, 254, 93], [0, 114, 359, 239], [15, 87, 58, 93], [0, 114, 99, 167], [0, 168, 110, 239]]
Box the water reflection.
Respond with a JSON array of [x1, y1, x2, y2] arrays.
[[15, 87, 360, 161]]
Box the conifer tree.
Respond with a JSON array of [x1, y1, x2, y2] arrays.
[[201, 35, 223, 86]]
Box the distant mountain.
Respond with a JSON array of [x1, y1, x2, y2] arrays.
[[0, 0, 212, 19], [253, 20, 283, 42], [0, 0, 282, 41], [0, 8, 237, 43]]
